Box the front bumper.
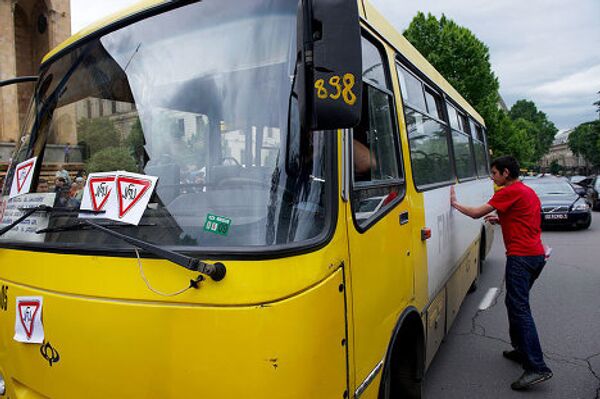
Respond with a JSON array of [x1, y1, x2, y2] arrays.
[[541, 211, 591, 227]]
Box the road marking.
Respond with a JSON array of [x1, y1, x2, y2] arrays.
[[478, 288, 500, 310]]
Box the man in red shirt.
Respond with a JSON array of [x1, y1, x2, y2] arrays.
[[450, 156, 552, 390]]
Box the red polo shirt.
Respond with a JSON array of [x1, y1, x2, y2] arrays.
[[488, 181, 545, 256]]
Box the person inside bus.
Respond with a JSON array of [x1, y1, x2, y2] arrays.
[[36, 178, 49, 193], [450, 155, 552, 391], [353, 138, 376, 179]]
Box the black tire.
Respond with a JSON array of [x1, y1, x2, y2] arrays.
[[581, 218, 591, 230]]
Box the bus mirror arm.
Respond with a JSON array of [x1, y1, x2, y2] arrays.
[[82, 220, 226, 281], [0, 76, 38, 87]]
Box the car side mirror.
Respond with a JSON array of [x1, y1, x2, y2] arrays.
[[573, 186, 586, 197]]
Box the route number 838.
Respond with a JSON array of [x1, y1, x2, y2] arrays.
[[314, 73, 357, 106]]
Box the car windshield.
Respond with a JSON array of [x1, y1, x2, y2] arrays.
[[526, 181, 575, 196], [0, 0, 334, 253]]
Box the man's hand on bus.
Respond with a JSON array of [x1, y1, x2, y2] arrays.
[[450, 186, 495, 219]]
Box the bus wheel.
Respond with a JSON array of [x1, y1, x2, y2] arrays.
[[379, 314, 424, 399]]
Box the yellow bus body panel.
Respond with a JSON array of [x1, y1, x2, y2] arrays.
[[0, 251, 348, 398]]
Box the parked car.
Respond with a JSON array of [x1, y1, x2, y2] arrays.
[[524, 177, 592, 229], [573, 175, 599, 211], [569, 175, 587, 184]]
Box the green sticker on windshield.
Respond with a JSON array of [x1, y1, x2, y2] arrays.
[[204, 214, 231, 236]]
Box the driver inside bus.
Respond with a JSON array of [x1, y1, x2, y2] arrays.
[[353, 139, 376, 178]]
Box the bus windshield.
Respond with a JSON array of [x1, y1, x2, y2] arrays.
[[0, 0, 334, 253]]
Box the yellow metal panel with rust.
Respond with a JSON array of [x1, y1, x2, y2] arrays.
[[0, 268, 348, 399]]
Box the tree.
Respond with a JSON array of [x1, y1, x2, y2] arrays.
[[549, 160, 562, 175], [126, 119, 146, 166], [404, 13, 499, 111], [509, 100, 557, 163], [568, 120, 600, 170], [77, 118, 121, 159], [403, 13, 536, 165], [485, 107, 534, 164], [86, 147, 138, 173], [594, 91, 600, 119]]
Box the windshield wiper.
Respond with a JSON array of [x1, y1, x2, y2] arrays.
[[0, 205, 102, 237], [38, 219, 226, 281]]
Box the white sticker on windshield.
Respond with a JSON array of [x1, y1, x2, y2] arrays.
[[79, 171, 157, 225], [9, 157, 37, 199], [0, 193, 56, 243], [113, 172, 158, 225], [14, 296, 44, 344], [79, 172, 117, 219]]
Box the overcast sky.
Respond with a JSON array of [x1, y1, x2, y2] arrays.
[[71, 0, 600, 131]]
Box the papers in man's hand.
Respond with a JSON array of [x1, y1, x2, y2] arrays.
[[544, 245, 552, 260]]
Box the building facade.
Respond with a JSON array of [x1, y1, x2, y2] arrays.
[[0, 0, 71, 161], [540, 129, 590, 173]]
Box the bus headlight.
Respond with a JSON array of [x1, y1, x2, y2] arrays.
[[0, 372, 5, 395], [572, 199, 589, 212]]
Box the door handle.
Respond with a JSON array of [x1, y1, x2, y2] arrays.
[[399, 211, 409, 225]]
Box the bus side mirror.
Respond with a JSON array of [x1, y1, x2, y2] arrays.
[[296, 0, 362, 131]]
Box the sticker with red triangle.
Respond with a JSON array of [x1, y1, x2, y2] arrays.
[[9, 157, 38, 199], [113, 172, 158, 225], [14, 296, 44, 343], [79, 172, 118, 220]]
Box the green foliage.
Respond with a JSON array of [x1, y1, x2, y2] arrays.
[[404, 12, 499, 111], [484, 107, 535, 164], [86, 147, 138, 173], [549, 160, 562, 175], [77, 118, 121, 158], [126, 119, 146, 164], [568, 120, 600, 169], [508, 100, 557, 163], [403, 13, 559, 167]]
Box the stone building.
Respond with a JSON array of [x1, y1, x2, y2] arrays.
[[540, 129, 590, 173], [0, 0, 71, 161]]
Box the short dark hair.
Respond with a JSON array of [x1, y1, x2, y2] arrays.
[[491, 156, 520, 179]]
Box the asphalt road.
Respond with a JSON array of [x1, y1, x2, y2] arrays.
[[424, 212, 600, 399]]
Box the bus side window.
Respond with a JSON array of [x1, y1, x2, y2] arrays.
[[397, 64, 453, 188], [351, 36, 404, 229]]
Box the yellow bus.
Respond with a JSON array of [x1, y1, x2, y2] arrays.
[[0, 1, 494, 398]]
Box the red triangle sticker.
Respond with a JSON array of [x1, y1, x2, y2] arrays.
[[18, 300, 40, 339], [16, 160, 35, 192], [116, 176, 151, 218], [88, 176, 115, 212]]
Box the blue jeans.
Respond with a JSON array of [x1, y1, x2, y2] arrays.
[[505, 255, 551, 373]]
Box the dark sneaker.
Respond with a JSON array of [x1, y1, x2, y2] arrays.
[[511, 370, 553, 390], [503, 350, 524, 364]]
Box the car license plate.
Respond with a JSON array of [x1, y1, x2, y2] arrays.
[[544, 214, 567, 220]]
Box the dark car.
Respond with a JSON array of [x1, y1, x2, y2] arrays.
[[573, 175, 599, 210], [524, 178, 592, 229]]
